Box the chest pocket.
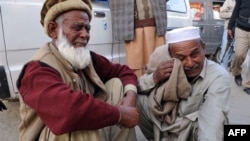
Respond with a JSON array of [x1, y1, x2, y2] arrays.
[[179, 89, 206, 116]]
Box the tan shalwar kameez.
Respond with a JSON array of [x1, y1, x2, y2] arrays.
[[137, 45, 231, 141], [125, 0, 165, 77]]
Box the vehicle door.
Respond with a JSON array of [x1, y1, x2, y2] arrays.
[[0, 0, 50, 96], [88, 1, 117, 62], [189, 0, 210, 53], [209, 0, 224, 55], [189, 0, 224, 56]]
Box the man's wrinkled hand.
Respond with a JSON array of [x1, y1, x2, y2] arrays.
[[153, 59, 174, 84], [117, 105, 139, 128], [117, 90, 137, 107], [228, 29, 234, 39]]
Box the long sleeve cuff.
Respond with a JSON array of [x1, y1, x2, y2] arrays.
[[124, 84, 137, 94]]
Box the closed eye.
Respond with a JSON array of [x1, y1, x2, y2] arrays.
[[190, 48, 200, 58], [72, 23, 91, 33]]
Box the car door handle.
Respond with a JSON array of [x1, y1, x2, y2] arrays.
[[214, 26, 220, 28], [94, 11, 105, 18]]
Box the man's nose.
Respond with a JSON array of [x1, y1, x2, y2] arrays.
[[80, 29, 90, 39], [185, 57, 194, 67]]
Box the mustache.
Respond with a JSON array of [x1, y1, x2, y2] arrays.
[[184, 63, 198, 71], [74, 40, 88, 47]]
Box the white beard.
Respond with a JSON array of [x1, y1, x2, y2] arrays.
[[55, 28, 91, 69]]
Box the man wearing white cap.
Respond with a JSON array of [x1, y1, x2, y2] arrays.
[[16, 0, 139, 141], [137, 26, 231, 141]]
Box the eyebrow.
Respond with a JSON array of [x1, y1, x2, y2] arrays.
[[72, 22, 88, 26], [71, 22, 91, 29]]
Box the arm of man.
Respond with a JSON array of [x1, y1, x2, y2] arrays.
[[18, 61, 123, 135], [117, 90, 137, 107], [90, 52, 139, 128], [91, 52, 137, 92], [137, 60, 174, 93], [137, 44, 173, 93], [228, 0, 240, 38], [219, 0, 234, 19], [197, 73, 231, 141], [91, 52, 138, 107]]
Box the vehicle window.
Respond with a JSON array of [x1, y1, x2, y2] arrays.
[[190, 2, 204, 21], [212, 2, 223, 20], [167, 0, 187, 13]]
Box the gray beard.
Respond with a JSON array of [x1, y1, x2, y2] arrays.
[[55, 29, 91, 69]]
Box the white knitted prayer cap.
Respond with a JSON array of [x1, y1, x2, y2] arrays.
[[167, 26, 200, 44]]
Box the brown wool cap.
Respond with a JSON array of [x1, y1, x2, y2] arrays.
[[40, 0, 92, 36]]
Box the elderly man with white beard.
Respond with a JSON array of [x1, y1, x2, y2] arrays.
[[16, 0, 139, 141]]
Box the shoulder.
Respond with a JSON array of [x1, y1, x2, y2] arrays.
[[194, 60, 231, 93], [205, 60, 231, 80], [90, 51, 111, 66], [146, 44, 170, 73], [151, 44, 170, 60], [31, 43, 51, 60]]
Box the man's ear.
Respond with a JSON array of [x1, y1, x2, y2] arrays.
[[47, 21, 58, 39]]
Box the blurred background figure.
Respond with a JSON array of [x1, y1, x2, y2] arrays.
[[228, 0, 250, 94], [109, 0, 168, 77], [213, 4, 221, 20], [190, 3, 204, 21], [219, 0, 236, 69]]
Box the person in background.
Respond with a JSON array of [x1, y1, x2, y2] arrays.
[[228, 0, 250, 94], [137, 26, 230, 141], [213, 4, 221, 20], [16, 0, 139, 141], [109, 0, 168, 77], [219, 0, 236, 69]]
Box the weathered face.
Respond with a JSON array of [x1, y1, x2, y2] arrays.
[[169, 39, 205, 79], [54, 10, 91, 48], [48, 10, 92, 69]]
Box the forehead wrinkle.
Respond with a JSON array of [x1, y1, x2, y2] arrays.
[[173, 39, 201, 52], [61, 11, 89, 22], [172, 44, 198, 55]]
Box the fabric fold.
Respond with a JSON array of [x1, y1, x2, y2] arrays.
[[148, 59, 192, 124]]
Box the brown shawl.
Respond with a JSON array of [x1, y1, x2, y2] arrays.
[[146, 44, 192, 124]]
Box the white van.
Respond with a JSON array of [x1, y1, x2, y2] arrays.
[[0, 0, 192, 98]]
